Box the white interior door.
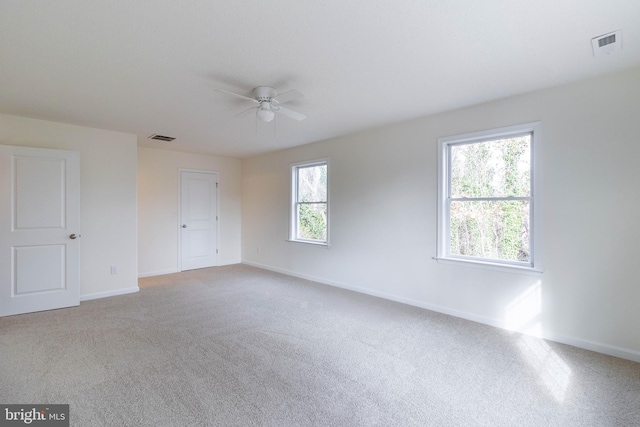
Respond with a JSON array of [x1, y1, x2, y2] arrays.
[[0, 145, 80, 317], [180, 170, 218, 271]]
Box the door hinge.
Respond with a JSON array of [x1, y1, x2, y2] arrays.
[[216, 249, 218, 254], [216, 182, 218, 188], [216, 216, 218, 220]]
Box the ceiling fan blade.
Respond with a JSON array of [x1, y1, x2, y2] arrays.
[[234, 106, 259, 117], [277, 106, 306, 121], [273, 89, 304, 105], [214, 88, 258, 103]]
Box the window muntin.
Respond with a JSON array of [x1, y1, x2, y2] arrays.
[[438, 123, 540, 271], [291, 160, 328, 244]]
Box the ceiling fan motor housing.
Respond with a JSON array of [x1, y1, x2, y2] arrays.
[[253, 86, 277, 101]]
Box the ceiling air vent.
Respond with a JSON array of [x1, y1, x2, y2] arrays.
[[148, 134, 176, 142], [592, 30, 622, 57]]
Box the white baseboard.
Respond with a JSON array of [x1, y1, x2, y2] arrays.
[[138, 269, 179, 278], [542, 332, 640, 363], [80, 286, 139, 302], [138, 263, 239, 279], [241, 260, 640, 364]]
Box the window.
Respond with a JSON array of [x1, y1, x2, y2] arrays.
[[290, 159, 329, 245], [437, 122, 541, 272]]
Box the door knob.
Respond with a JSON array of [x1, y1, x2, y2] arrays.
[[182, 224, 187, 228], [69, 234, 80, 239]]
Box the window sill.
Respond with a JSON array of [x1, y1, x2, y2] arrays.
[[286, 239, 330, 248], [432, 256, 543, 276]]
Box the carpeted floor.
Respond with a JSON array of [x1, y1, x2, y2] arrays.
[[1, 264, 639, 426]]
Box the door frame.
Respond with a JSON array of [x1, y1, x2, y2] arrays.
[[178, 169, 219, 272]]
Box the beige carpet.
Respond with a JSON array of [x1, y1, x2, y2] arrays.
[[1, 264, 639, 426]]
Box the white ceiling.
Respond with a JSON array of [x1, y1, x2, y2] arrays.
[[1, 1, 639, 158]]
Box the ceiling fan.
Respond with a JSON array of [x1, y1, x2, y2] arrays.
[[214, 86, 306, 122]]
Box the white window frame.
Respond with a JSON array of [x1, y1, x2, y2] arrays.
[[436, 122, 542, 274], [289, 159, 329, 246]]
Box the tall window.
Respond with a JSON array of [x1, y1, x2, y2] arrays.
[[437, 122, 541, 271], [290, 160, 328, 244]]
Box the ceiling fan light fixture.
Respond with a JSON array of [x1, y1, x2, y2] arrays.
[[215, 86, 305, 122], [256, 103, 275, 122]]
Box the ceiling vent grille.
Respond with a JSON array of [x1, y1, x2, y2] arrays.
[[148, 134, 176, 142], [592, 30, 622, 56]]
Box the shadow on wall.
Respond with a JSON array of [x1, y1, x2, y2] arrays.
[[505, 280, 572, 402]]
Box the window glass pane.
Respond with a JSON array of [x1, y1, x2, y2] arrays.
[[298, 164, 327, 202], [449, 200, 530, 262], [297, 203, 327, 241], [450, 135, 530, 198]]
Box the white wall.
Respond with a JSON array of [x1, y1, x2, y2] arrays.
[[242, 67, 640, 362], [138, 147, 242, 276], [0, 113, 138, 299]]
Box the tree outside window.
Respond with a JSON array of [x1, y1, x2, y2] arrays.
[[449, 135, 531, 262], [437, 122, 541, 271], [291, 160, 328, 244]]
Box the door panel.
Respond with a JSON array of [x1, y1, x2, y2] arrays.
[[15, 157, 66, 229], [180, 171, 218, 271], [13, 245, 65, 294], [0, 145, 80, 317], [186, 229, 212, 258]]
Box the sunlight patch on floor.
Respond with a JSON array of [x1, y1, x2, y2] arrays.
[[516, 335, 573, 402]]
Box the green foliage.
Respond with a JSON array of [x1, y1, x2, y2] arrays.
[[449, 136, 530, 262], [298, 164, 327, 202], [298, 204, 327, 241], [295, 163, 328, 241]]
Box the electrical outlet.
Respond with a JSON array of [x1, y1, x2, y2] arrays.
[[257, 246, 261, 253], [110, 265, 118, 275]]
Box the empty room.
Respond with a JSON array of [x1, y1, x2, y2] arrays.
[[1, 1, 640, 426]]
